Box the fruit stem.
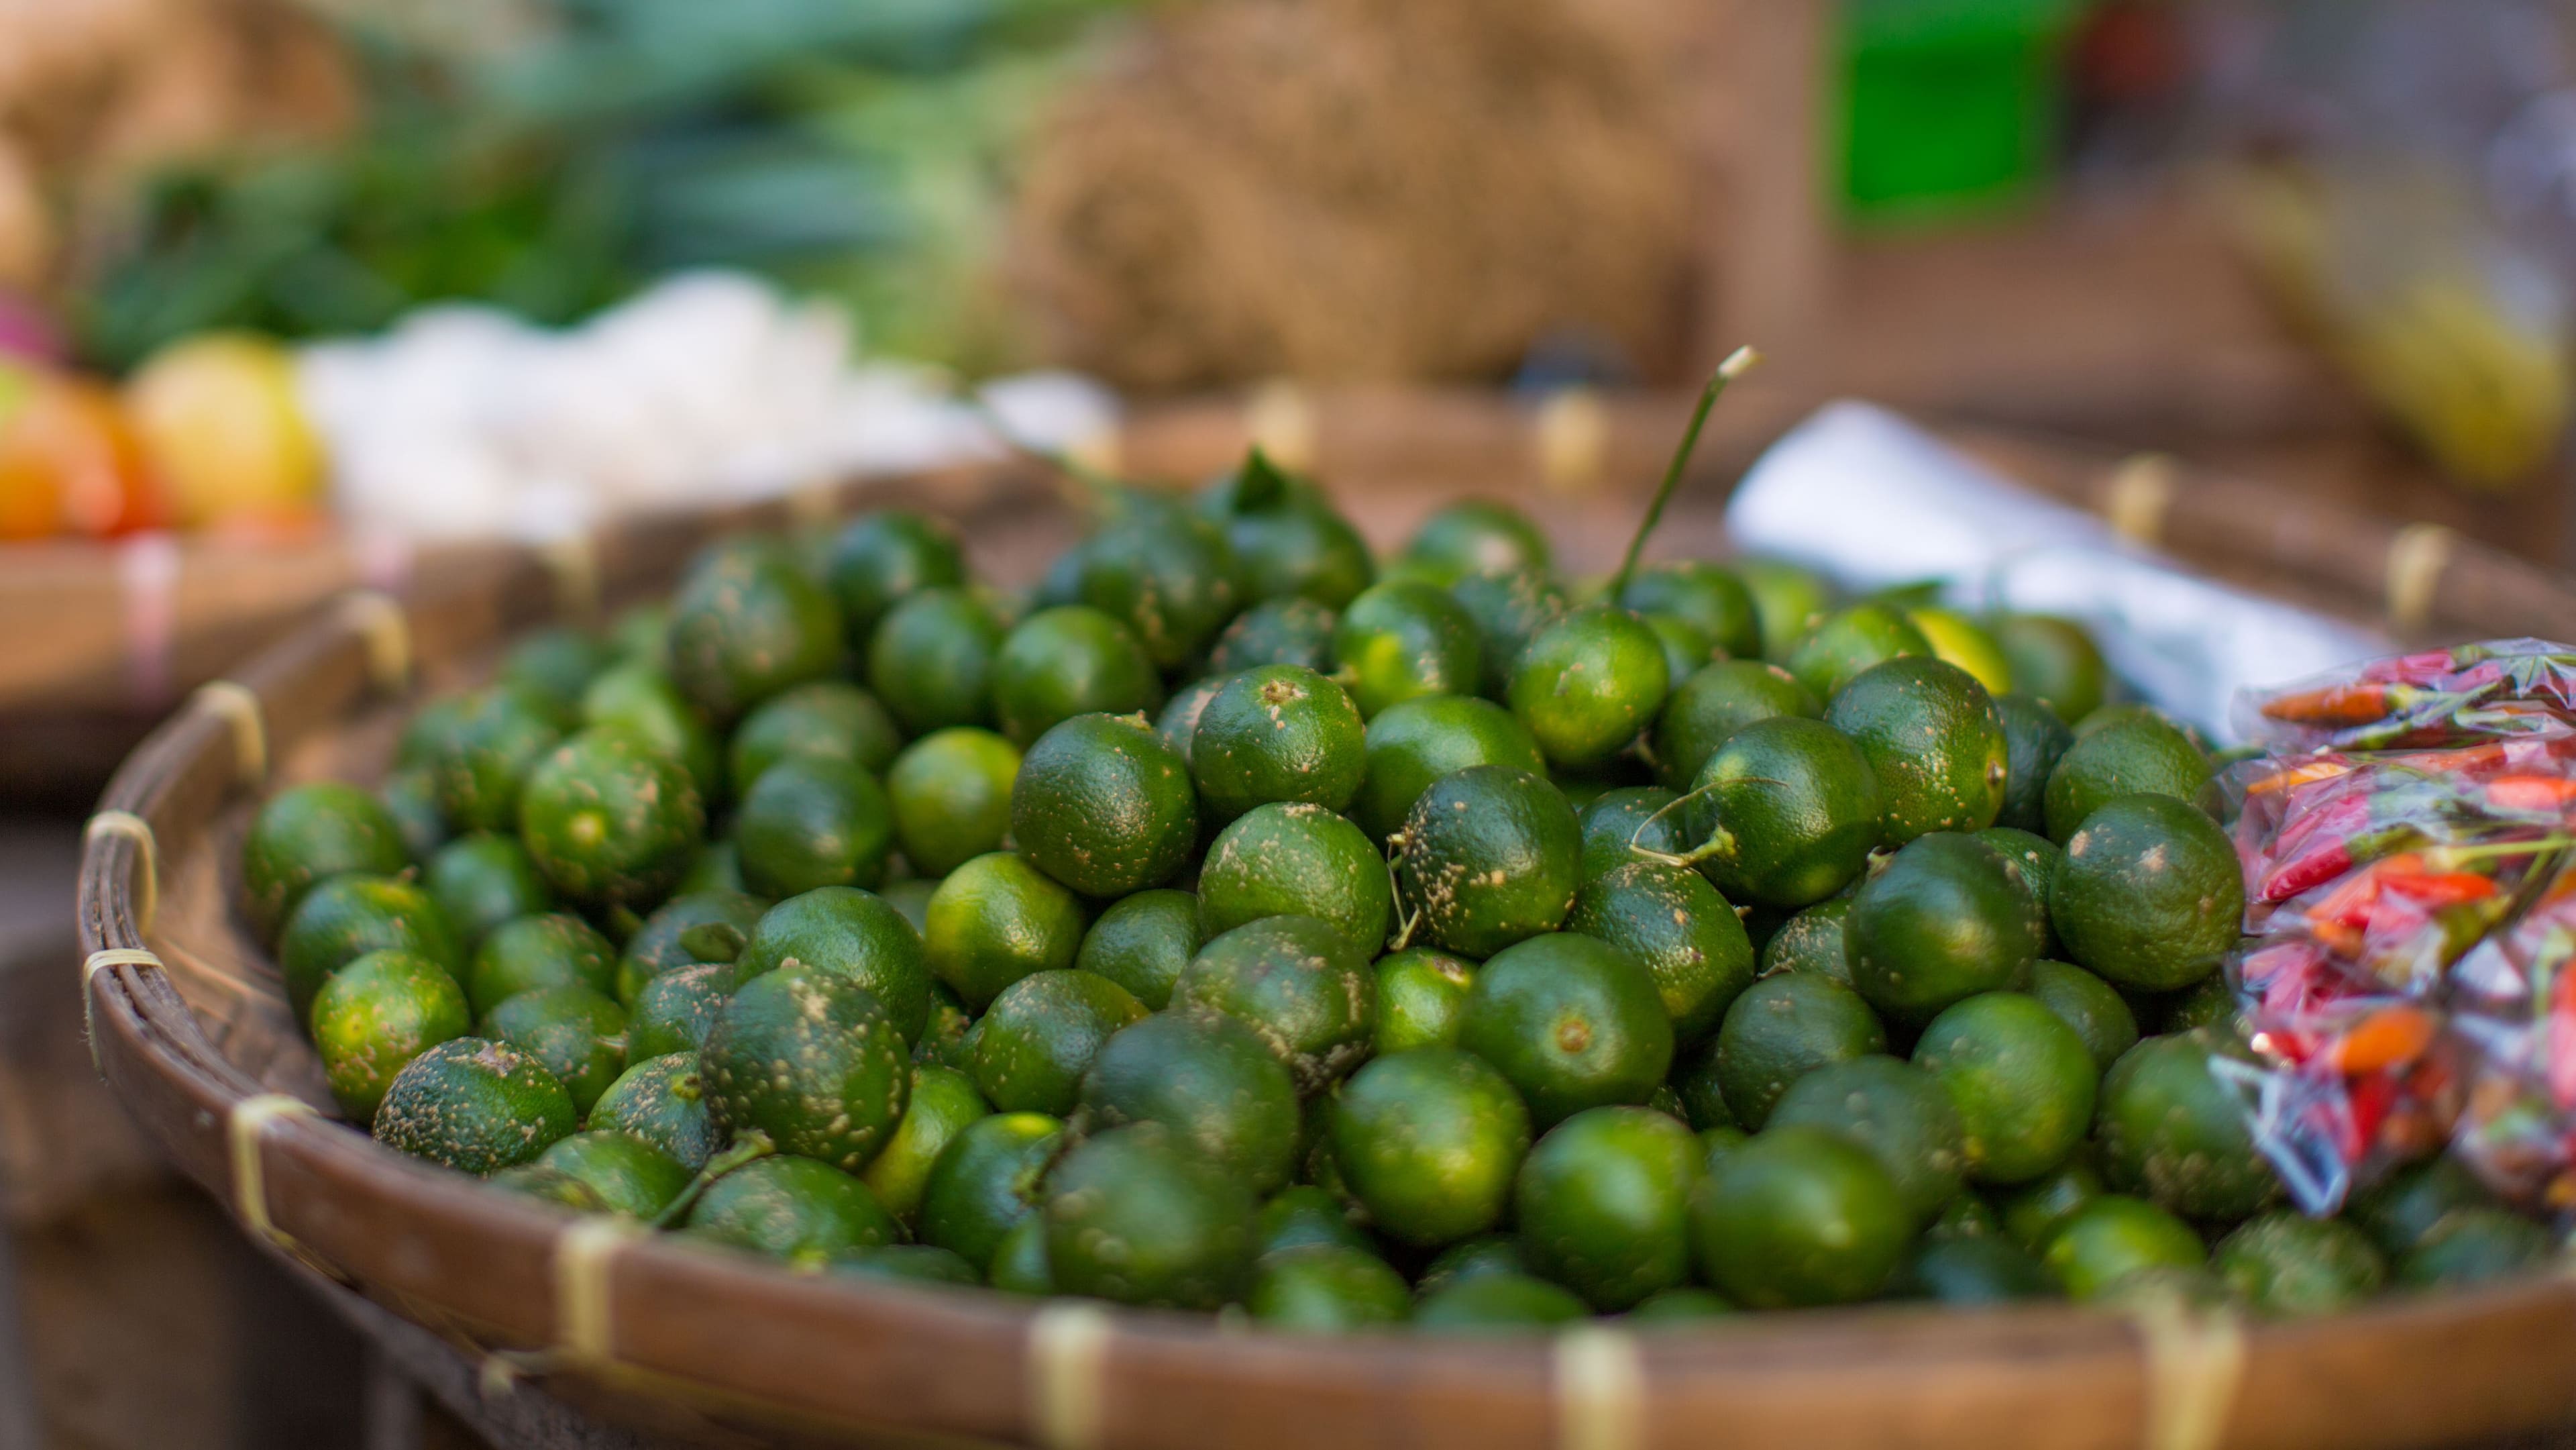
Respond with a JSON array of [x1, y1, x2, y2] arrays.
[[1608, 346, 1762, 604], [647, 1131, 775, 1230]]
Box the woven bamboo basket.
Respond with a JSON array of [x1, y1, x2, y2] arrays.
[[74, 396, 2576, 1450]]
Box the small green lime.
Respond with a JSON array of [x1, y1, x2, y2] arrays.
[[1413, 1273, 1589, 1332], [1993, 693, 2074, 835], [1566, 861, 1754, 1046], [2043, 715, 2209, 843], [1010, 712, 1198, 898], [2043, 1195, 2204, 1300], [1769, 1055, 1969, 1225], [1354, 693, 1548, 843], [1641, 613, 1721, 690], [2351, 1157, 2498, 1255], [1415, 1235, 1529, 1294], [1690, 1124, 1910, 1308], [831, 1244, 982, 1288], [1371, 948, 1477, 1054], [500, 627, 614, 728], [1173, 915, 1375, 1092], [1912, 992, 2098, 1185], [1786, 603, 1931, 702], [863, 1065, 989, 1225], [1208, 597, 1339, 674], [1996, 1155, 2104, 1251], [727, 681, 904, 793], [580, 662, 724, 803], [704, 967, 912, 1172], [1576, 787, 1684, 882], [1330, 1048, 1532, 1247], [616, 890, 766, 1006], [627, 961, 734, 1059], [424, 685, 564, 833], [2025, 960, 2138, 1073], [2048, 794, 2243, 992], [1073, 888, 1200, 1010], [425, 833, 552, 947], [1711, 971, 1887, 1129], [993, 607, 1164, 748], [667, 549, 844, 724], [968, 969, 1146, 1116], [826, 510, 966, 639], [1458, 933, 1672, 1128], [919, 1111, 1064, 1274], [1992, 615, 2106, 723], [1395, 764, 1582, 957], [882, 878, 936, 934], [1651, 660, 1821, 792], [1450, 568, 1570, 696], [684, 1156, 900, 1268], [1515, 1105, 1698, 1308], [533, 1131, 692, 1219], [1734, 558, 1833, 663], [988, 1214, 1055, 1293], [1247, 1245, 1413, 1330], [1402, 499, 1550, 581], [1333, 580, 1485, 719], [518, 727, 706, 910], [1900, 1237, 2055, 1305], [867, 588, 1006, 735], [1198, 802, 1392, 955], [480, 984, 627, 1114], [1153, 672, 1231, 768], [589, 1051, 720, 1170], [737, 886, 930, 1044], [1043, 1122, 1259, 1310], [1826, 657, 2008, 843], [1615, 562, 1759, 660], [279, 874, 462, 1024], [1256, 1185, 1374, 1258], [2216, 1210, 2387, 1316], [1190, 665, 1368, 823], [1684, 717, 1882, 910], [2096, 1029, 2277, 1221], [1508, 606, 1670, 771], [311, 949, 471, 1121], [1759, 896, 1855, 985], [378, 768, 449, 863], [1056, 513, 1242, 671], [1845, 832, 2045, 1024], [1080, 1010, 1301, 1195], [884, 727, 1019, 878], [1208, 478, 1374, 609], [372, 1037, 577, 1174], [1905, 607, 2015, 695], [923, 852, 1087, 1010], [735, 757, 896, 898]]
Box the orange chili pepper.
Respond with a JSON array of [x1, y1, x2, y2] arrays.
[[2324, 1004, 2438, 1076], [2261, 682, 2396, 727], [2486, 776, 2576, 812]]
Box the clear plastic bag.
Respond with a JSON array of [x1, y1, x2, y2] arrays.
[[2237, 639, 2576, 752]]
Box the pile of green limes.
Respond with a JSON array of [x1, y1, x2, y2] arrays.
[[235, 453, 2546, 1331]]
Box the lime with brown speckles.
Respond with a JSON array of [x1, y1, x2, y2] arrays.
[[1079, 1010, 1301, 1195], [1010, 711, 1198, 898], [311, 949, 470, 1122], [1785, 603, 1931, 703], [1057, 512, 1242, 672], [1991, 615, 2106, 724], [1173, 914, 1375, 1092], [2025, 960, 2137, 1073], [1617, 562, 1762, 660], [399, 695, 468, 770], [1450, 568, 1568, 696], [2216, 1210, 2385, 1316], [1043, 1121, 1260, 1310], [1191, 665, 1367, 823], [2096, 1029, 2277, 1221], [2042, 714, 2209, 843], [1373, 947, 1477, 1054], [2398, 1209, 2551, 1288], [279, 874, 463, 1024], [1073, 889, 1199, 1011], [1906, 607, 2014, 697], [735, 758, 896, 899], [683, 1156, 900, 1268], [378, 768, 449, 863], [535, 1131, 692, 1219], [1213, 490, 1375, 611], [704, 966, 912, 1173], [862, 1065, 988, 1225], [1683, 716, 1882, 910], [1333, 580, 1485, 719], [1257, 1184, 1373, 1258], [241, 780, 415, 945], [1515, 1104, 1698, 1308], [867, 588, 1006, 735], [1997, 1153, 2103, 1251], [825, 509, 966, 639], [919, 1111, 1064, 1274], [423, 685, 564, 833], [616, 889, 767, 1006], [1690, 1125, 1910, 1308], [1711, 970, 1887, 1130], [1402, 499, 1551, 582], [480, 984, 627, 1114], [1769, 1055, 1968, 1225], [2043, 1195, 2203, 1300], [737, 886, 929, 1043], [967, 968, 1146, 1116], [728, 680, 904, 794], [469, 913, 617, 1017], [991, 607, 1163, 749], [1197, 802, 1392, 955], [518, 726, 706, 911], [923, 852, 1085, 1011], [1458, 933, 1672, 1128], [1826, 657, 2008, 844], [2048, 793, 2243, 992], [1509, 605, 1670, 772], [666, 547, 845, 724], [2351, 1156, 2497, 1255], [1760, 895, 1855, 985], [1993, 692, 2074, 835], [1248, 1244, 1412, 1330], [500, 627, 615, 729], [1354, 694, 1547, 843], [1973, 826, 2061, 933], [1395, 764, 1582, 958], [1208, 597, 1339, 674], [588, 1051, 720, 1170], [1153, 673, 1232, 769], [1913, 992, 2096, 1185], [580, 661, 724, 802], [608, 601, 670, 669], [1845, 832, 2045, 1025], [1652, 659, 1821, 792], [627, 962, 733, 1061], [1566, 860, 1754, 1047], [372, 1035, 577, 1174], [1330, 1048, 1532, 1247], [425, 833, 551, 947], [1576, 786, 1684, 882]]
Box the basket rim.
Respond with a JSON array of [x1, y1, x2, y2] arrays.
[[68, 451, 2576, 1450]]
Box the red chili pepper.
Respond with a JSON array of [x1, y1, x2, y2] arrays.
[[2485, 775, 2576, 813], [2262, 682, 2396, 727], [2551, 971, 2576, 1112]]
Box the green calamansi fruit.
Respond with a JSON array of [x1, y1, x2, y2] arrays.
[[2025, 960, 2138, 1073], [734, 757, 896, 898], [1201, 458, 1375, 609], [580, 661, 724, 805], [1057, 512, 1242, 671], [1760, 896, 1855, 985], [424, 833, 552, 947], [241, 781, 414, 943], [1190, 666, 1368, 823], [1415, 1234, 1530, 1295], [616, 890, 766, 1006], [1993, 692, 2074, 835], [1905, 607, 2015, 696], [1683, 717, 1883, 910], [1825, 657, 2008, 843], [1449, 568, 1568, 696], [589, 1051, 721, 1171], [1152, 673, 1230, 768], [533, 1131, 694, 1219], [1652, 660, 1822, 792], [469, 912, 617, 1018], [517, 727, 706, 911], [1785, 603, 1932, 703], [1735, 558, 1835, 663], [2042, 1195, 2204, 1301], [968, 969, 1148, 1116], [919, 1111, 1064, 1274], [1353, 694, 1548, 844], [499, 627, 614, 729], [311, 949, 472, 1122], [1690, 1125, 1910, 1308], [1246, 1245, 1412, 1331], [885, 727, 1020, 878], [372, 1037, 577, 1174], [423, 685, 564, 833], [1617, 562, 1762, 661], [867, 588, 1006, 735], [1172, 915, 1376, 1092], [378, 768, 449, 862], [1256, 1185, 1373, 1258], [1414, 1274, 1591, 1332], [666, 548, 844, 724], [993, 607, 1163, 749], [1079, 1011, 1301, 1196], [1332, 581, 1484, 718], [1913, 992, 2098, 1186], [2096, 1029, 2278, 1221], [1371, 947, 1477, 1054], [727, 680, 903, 793], [1575, 787, 1684, 882], [861, 1065, 989, 1226], [1508, 606, 1671, 772], [1043, 1123, 1260, 1310], [1330, 1048, 1532, 1247], [1514, 1105, 1699, 1309], [627, 962, 735, 1059], [480, 984, 628, 1115], [1566, 861, 1755, 1047], [1010, 712, 1198, 898], [2043, 713, 2210, 843], [684, 1156, 901, 1268], [1073, 889, 1201, 1011], [1711, 971, 1887, 1130], [830, 1243, 981, 1287], [1395, 764, 1582, 958], [1457, 933, 1674, 1129], [735, 886, 931, 1045], [1402, 499, 1551, 582], [278, 874, 463, 1025], [924, 852, 1086, 1011], [2048, 793, 2244, 992], [1197, 802, 1392, 955], [1766, 1055, 1968, 1226], [826, 510, 967, 640], [1844, 833, 2046, 1025], [1208, 597, 1339, 674], [703, 966, 912, 1173], [987, 1214, 1055, 1294], [1992, 615, 2107, 724], [1642, 614, 1721, 690], [2216, 1211, 2387, 1317]]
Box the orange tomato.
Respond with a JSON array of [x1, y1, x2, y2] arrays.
[[123, 332, 321, 528], [0, 367, 165, 539]]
